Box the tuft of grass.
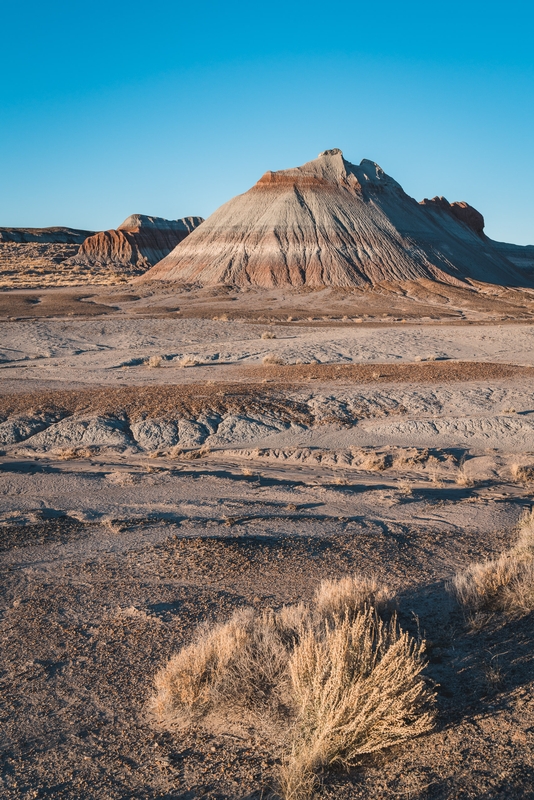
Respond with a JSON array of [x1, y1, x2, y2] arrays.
[[452, 510, 534, 617], [510, 463, 534, 483], [281, 609, 434, 800], [314, 575, 393, 624], [360, 454, 387, 472], [263, 353, 285, 366], [178, 354, 201, 368], [54, 446, 94, 460], [151, 576, 435, 799], [455, 456, 474, 488]]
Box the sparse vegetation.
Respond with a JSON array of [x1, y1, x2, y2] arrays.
[[510, 463, 534, 483], [151, 576, 435, 799], [178, 354, 202, 368], [263, 353, 286, 366], [452, 510, 534, 617], [281, 609, 435, 799], [455, 456, 474, 487], [360, 453, 387, 472], [313, 575, 393, 623], [54, 446, 95, 460]]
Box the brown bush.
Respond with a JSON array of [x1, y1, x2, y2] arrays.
[[151, 576, 435, 798], [281, 609, 435, 799], [452, 511, 534, 617]]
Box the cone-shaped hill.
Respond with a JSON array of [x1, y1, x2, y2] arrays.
[[142, 149, 530, 288]]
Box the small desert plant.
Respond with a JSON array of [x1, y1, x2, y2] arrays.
[[281, 609, 434, 799], [263, 353, 285, 366], [54, 446, 94, 460], [261, 331, 276, 339], [314, 575, 393, 624], [151, 605, 307, 730], [397, 480, 413, 497], [151, 576, 435, 799], [452, 510, 534, 617], [360, 453, 387, 472], [146, 355, 163, 368], [178, 354, 201, 368], [510, 463, 534, 483], [455, 456, 474, 488]]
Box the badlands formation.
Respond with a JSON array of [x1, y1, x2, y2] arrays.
[[67, 214, 204, 274], [0, 215, 202, 288], [145, 148, 534, 287], [1, 151, 534, 799]]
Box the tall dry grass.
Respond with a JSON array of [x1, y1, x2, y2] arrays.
[[281, 609, 434, 800], [151, 575, 435, 798], [452, 510, 534, 617], [314, 575, 393, 623]]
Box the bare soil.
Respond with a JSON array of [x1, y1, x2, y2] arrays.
[[1, 284, 534, 799]]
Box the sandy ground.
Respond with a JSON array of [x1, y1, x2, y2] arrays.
[[0, 243, 134, 289], [1, 284, 534, 799]]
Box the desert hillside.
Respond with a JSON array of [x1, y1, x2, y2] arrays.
[[144, 149, 532, 288]]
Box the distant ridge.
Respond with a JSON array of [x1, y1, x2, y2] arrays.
[[143, 149, 532, 288], [0, 227, 94, 244], [67, 214, 204, 274]]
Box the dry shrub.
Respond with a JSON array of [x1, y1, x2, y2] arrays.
[[178, 354, 202, 368], [452, 511, 534, 617], [263, 353, 285, 366], [455, 457, 474, 488], [281, 610, 434, 800], [152, 605, 307, 732], [151, 576, 435, 798], [54, 446, 94, 460], [510, 463, 534, 483], [314, 575, 393, 623], [360, 453, 387, 472]]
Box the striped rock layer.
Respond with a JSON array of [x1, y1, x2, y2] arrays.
[[69, 214, 204, 275], [144, 149, 529, 287]]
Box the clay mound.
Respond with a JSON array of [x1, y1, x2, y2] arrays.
[[143, 149, 527, 288], [0, 226, 94, 244], [68, 214, 204, 275]]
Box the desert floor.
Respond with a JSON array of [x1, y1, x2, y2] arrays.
[[1, 283, 533, 799]]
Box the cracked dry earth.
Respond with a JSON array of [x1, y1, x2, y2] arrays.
[[1, 287, 534, 799]]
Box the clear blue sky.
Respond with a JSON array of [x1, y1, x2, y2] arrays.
[[1, 1, 533, 244]]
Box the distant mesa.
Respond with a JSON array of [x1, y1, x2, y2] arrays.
[[0, 226, 94, 244], [142, 149, 533, 288], [67, 214, 204, 275]]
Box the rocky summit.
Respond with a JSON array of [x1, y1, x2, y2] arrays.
[[143, 149, 531, 288], [67, 214, 204, 275]]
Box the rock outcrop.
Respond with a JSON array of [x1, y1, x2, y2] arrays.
[[68, 214, 204, 275], [0, 227, 94, 244], [143, 149, 528, 288], [419, 197, 485, 236]]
